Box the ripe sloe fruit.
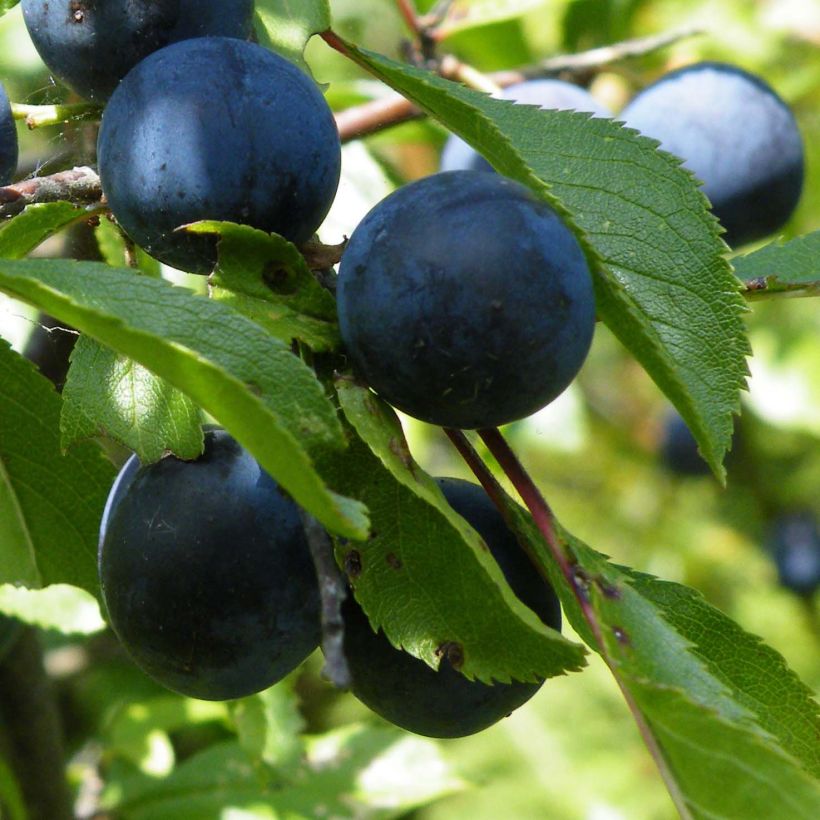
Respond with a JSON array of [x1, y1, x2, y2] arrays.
[[21, 0, 254, 101], [620, 62, 804, 247], [97, 37, 341, 273], [441, 79, 611, 173], [341, 477, 562, 738], [98, 428, 321, 700], [660, 412, 710, 477], [769, 514, 820, 597], [337, 171, 596, 429], [0, 83, 17, 185], [97, 450, 142, 550]]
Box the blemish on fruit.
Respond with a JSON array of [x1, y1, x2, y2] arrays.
[[69, 2, 86, 24], [344, 549, 362, 578]]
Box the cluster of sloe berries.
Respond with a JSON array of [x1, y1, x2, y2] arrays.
[[13, 3, 811, 734], [99, 428, 562, 737], [19, 2, 566, 735]]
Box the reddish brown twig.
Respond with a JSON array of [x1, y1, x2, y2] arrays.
[[0, 167, 104, 217]]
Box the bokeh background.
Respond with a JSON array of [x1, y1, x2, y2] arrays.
[[0, 1, 818, 818]]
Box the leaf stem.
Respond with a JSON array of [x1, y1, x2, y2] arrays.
[[447, 426, 693, 820], [418, 0, 457, 34], [447, 428, 597, 641], [395, 0, 423, 37]]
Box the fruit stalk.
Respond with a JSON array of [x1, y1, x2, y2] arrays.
[[298, 509, 352, 689], [11, 101, 101, 129], [395, 0, 425, 38]]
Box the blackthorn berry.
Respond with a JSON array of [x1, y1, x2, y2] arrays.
[[0, 83, 17, 185], [97, 37, 341, 273], [337, 171, 596, 429], [22, 0, 255, 102], [769, 514, 820, 597], [441, 79, 611, 173], [620, 62, 804, 247], [660, 411, 711, 477], [98, 428, 321, 700], [341, 477, 562, 737]]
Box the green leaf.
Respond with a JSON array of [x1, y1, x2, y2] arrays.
[[61, 335, 203, 462], [627, 680, 820, 820], [502, 495, 820, 815], [0, 1, 20, 18], [108, 696, 228, 777], [295, 725, 467, 816], [338, 41, 749, 480], [202, 222, 335, 319], [82, 221, 198, 460], [231, 678, 305, 771], [105, 728, 463, 820], [733, 230, 820, 296], [254, 0, 331, 73], [195, 221, 340, 351], [0, 753, 25, 820], [94, 218, 161, 276], [623, 567, 820, 777], [319, 378, 586, 684], [0, 583, 104, 634], [0, 339, 115, 597], [438, 0, 549, 37], [0, 258, 369, 539], [0, 202, 102, 260]]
